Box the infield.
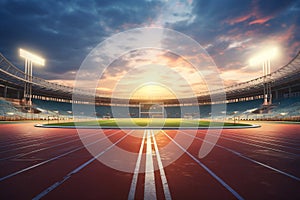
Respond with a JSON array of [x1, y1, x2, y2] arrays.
[[36, 118, 259, 129]]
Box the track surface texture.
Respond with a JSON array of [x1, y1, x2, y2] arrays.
[[0, 121, 299, 200]]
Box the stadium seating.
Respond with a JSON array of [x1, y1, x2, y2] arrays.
[[270, 97, 300, 118], [0, 99, 25, 119], [1, 96, 298, 121], [32, 99, 140, 118]]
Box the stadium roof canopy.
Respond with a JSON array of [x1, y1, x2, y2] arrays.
[[0, 51, 299, 105]]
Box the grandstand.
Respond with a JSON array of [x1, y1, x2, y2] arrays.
[[0, 51, 300, 121], [0, 99, 21, 120]]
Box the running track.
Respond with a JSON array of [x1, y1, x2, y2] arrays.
[[0, 122, 299, 199]]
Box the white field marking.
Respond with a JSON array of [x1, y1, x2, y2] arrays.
[[194, 131, 299, 157], [0, 130, 90, 149], [32, 130, 133, 200], [0, 132, 81, 147], [0, 133, 85, 154], [128, 130, 147, 200], [151, 130, 172, 200], [0, 137, 35, 146], [0, 135, 70, 148], [0, 131, 106, 161], [0, 131, 92, 148], [237, 132, 300, 143], [180, 131, 300, 182], [144, 130, 157, 200], [224, 132, 300, 147], [219, 133, 300, 151], [162, 131, 244, 200], [0, 130, 122, 182]]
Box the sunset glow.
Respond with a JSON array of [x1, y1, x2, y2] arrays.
[[130, 83, 176, 99]]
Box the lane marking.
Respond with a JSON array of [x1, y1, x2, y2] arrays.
[[0, 130, 122, 182], [195, 131, 299, 157], [224, 132, 300, 147], [0, 137, 55, 148], [238, 132, 300, 143], [180, 131, 300, 182], [0, 137, 35, 146], [144, 130, 157, 200], [32, 130, 132, 200], [0, 133, 84, 154], [128, 130, 146, 200], [162, 130, 244, 200], [0, 130, 88, 148], [0, 131, 108, 161], [220, 133, 300, 151], [0, 133, 79, 148], [151, 130, 172, 200]]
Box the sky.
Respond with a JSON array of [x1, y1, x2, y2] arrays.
[[0, 0, 300, 98]]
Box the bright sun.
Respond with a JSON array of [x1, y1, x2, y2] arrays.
[[130, 83, 176, 99]]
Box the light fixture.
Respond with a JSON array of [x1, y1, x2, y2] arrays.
[[20, 49, 45, 66]]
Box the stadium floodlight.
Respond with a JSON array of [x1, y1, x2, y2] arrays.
[[20, 48, 45, 108], [249, 46, 279, 106], [20, 49, 45, 66], [249, 47, 278, 66]]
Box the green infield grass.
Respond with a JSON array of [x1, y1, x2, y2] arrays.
[[44, 118, 252, 128]]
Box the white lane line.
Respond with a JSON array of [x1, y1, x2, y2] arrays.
[[0, 137, 34, 146], [195, 131, 299, 157], [240, 133, 300, 143], [144, 130, 157, 200], [224, 132, 300, 147], [128, 130, 147, 200], [162, 131, 244, 200], [32, 131, 132, 200], [151, 130, 172, 200], [0, 130, 122, 182], [0, 132, 78, 147], [0, 133, 83, 154], [220, 134, 300, 151], [0, 132, 82, 149], [180, 131, 300, 182], [0, 131, 105, 161], [0, 138, 53, 148]]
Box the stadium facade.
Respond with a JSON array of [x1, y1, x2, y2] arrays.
[[0, 51, 300, 120]]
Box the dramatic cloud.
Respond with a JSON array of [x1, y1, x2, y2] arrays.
[[0, 0, 299, 95]]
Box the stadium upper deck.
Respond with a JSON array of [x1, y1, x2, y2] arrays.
[[0, 51, 299, 106]]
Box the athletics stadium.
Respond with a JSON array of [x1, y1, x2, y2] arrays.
[[0, 2, 300, 200], [0, 44, 299, 199]]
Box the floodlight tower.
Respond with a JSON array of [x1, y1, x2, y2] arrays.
[[249, 47, 278, 106], [19, 49, 45, 108], [262, 57, 272, 105]]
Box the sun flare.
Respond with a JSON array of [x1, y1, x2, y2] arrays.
[[130, 82, 176, 99]]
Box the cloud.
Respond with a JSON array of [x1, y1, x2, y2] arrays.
[[0, 0, 299, 97], [227, 38, 252, 49], [226, 13, 253, 25], [0, 0, 162, 75], [249, 16, 273, 25]]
